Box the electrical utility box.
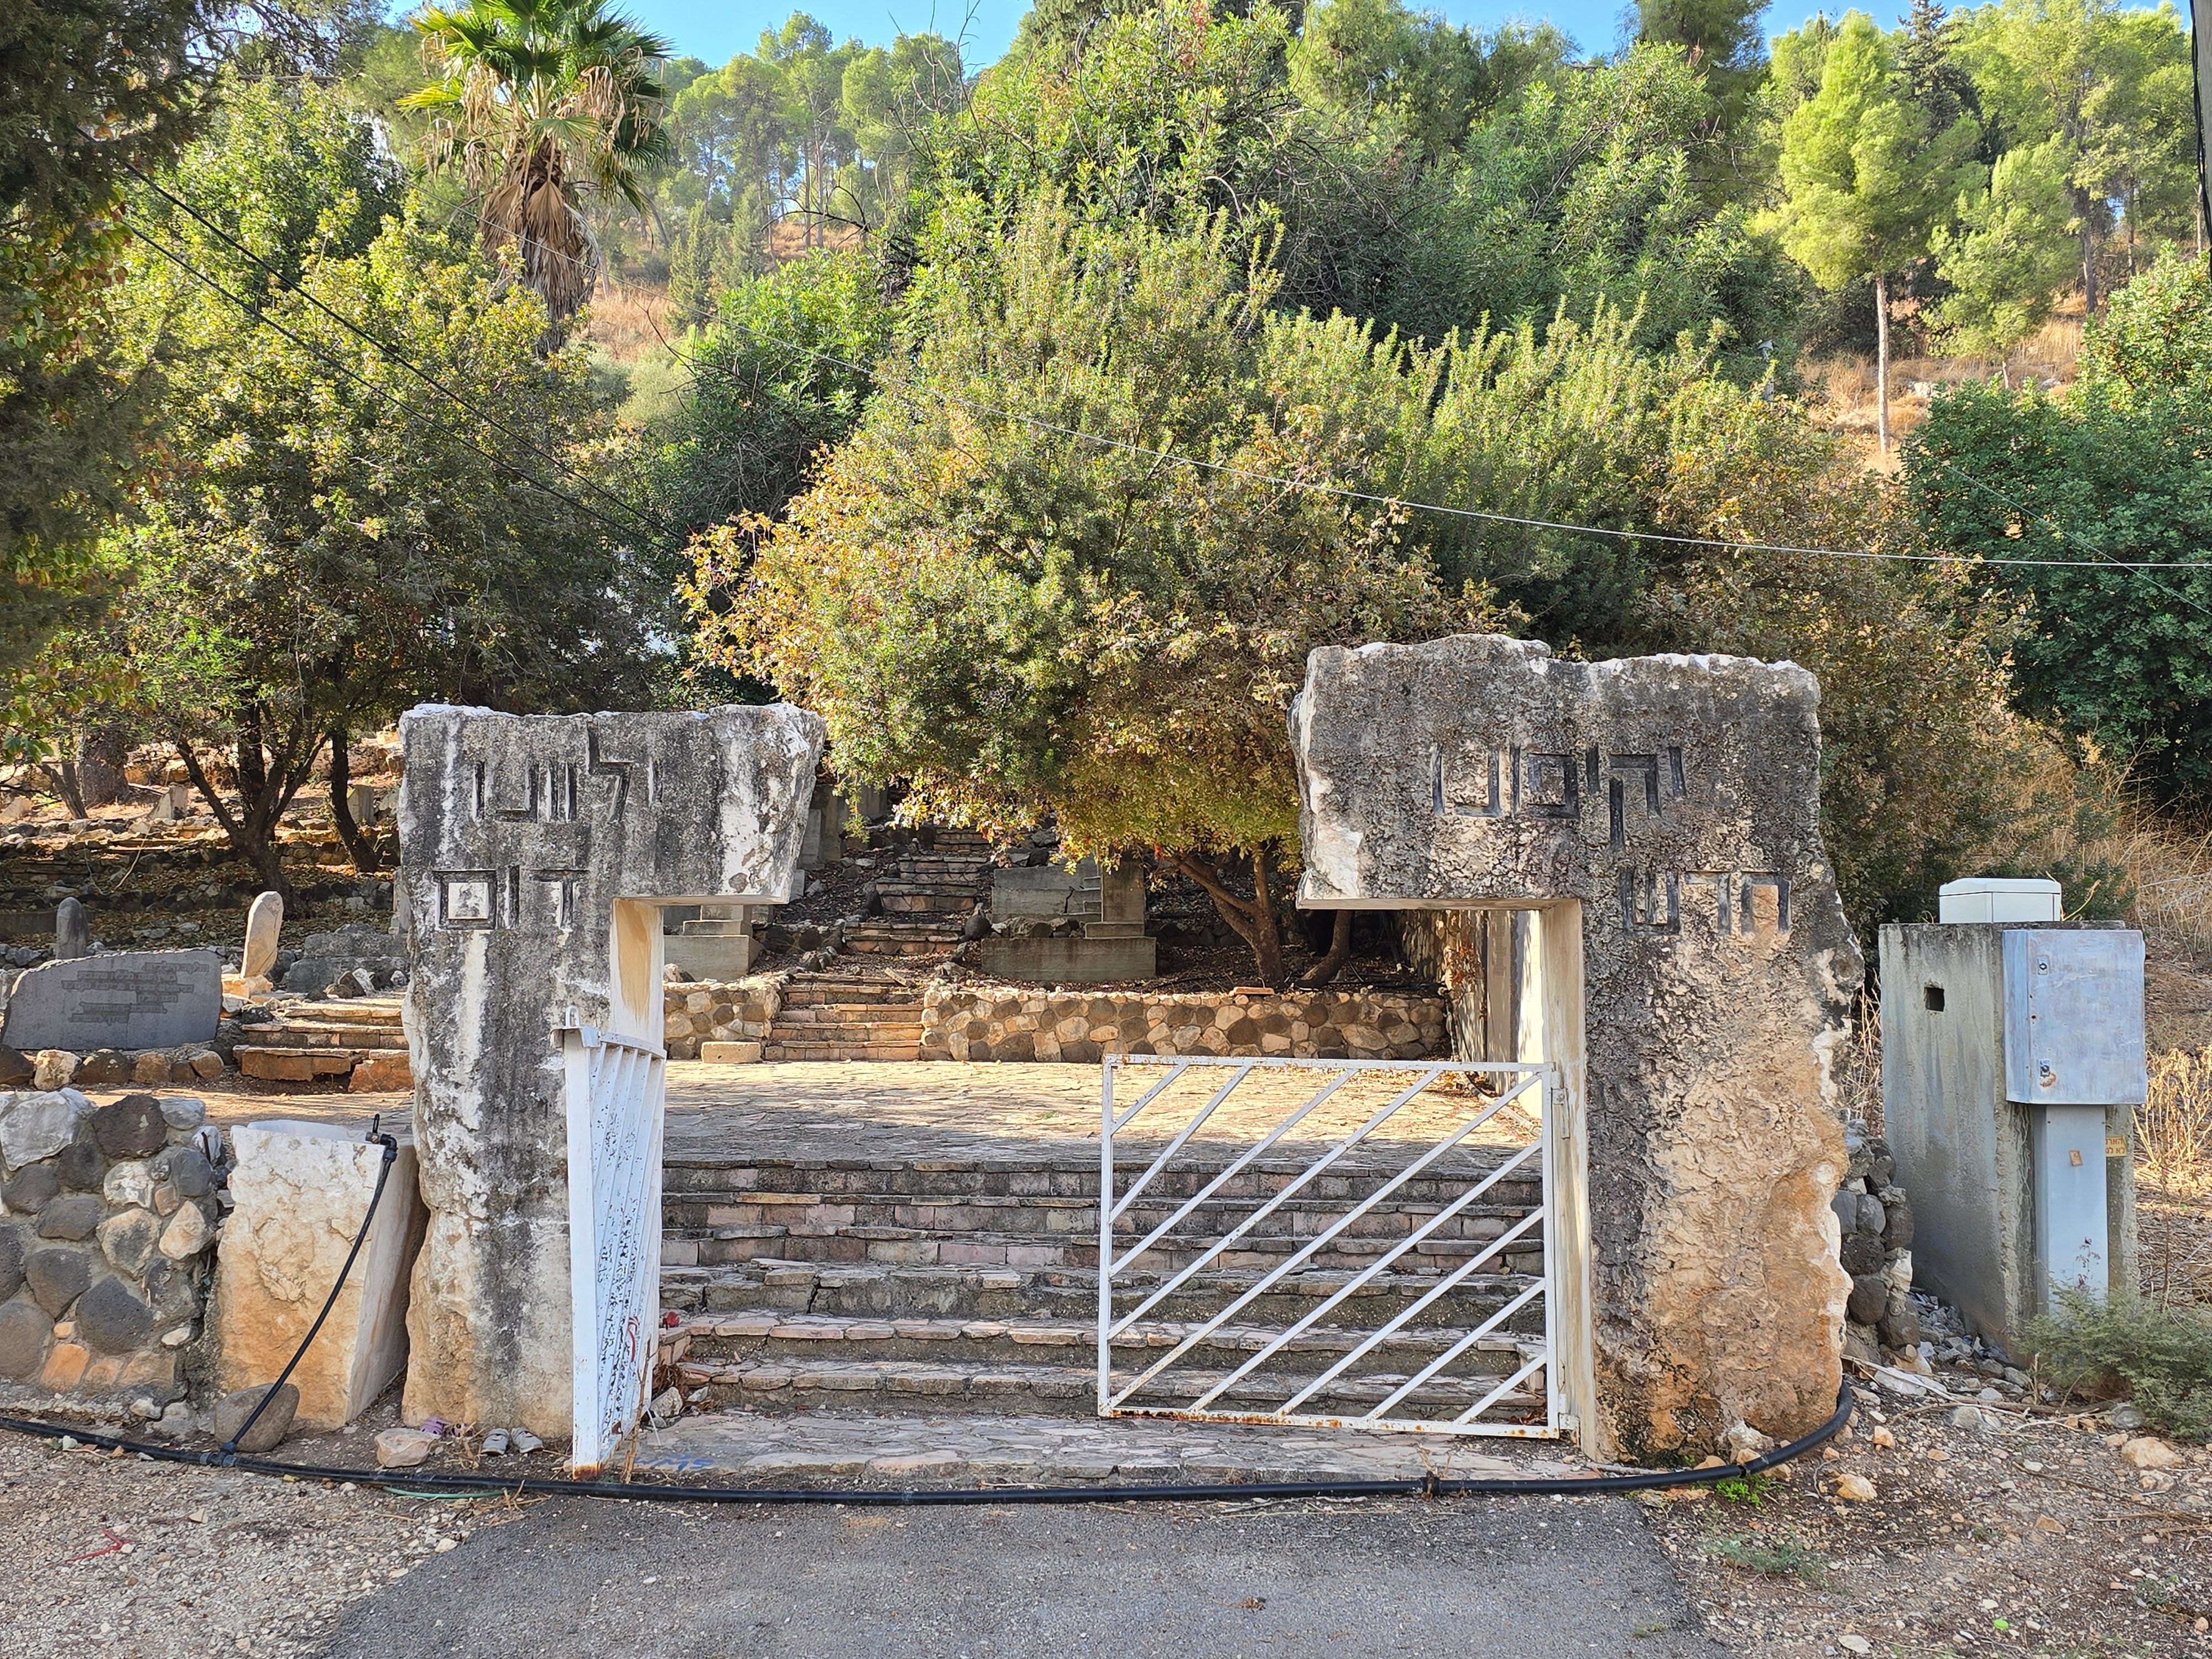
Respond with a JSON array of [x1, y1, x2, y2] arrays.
[[1879, 921, 2143, 1354]]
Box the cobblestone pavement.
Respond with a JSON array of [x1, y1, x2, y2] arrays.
[[178, 1058, 1538, 1163], [638, 1406, 1580, 1485], [315, 1489, 1723, 1658]]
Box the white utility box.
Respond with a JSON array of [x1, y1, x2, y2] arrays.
[[1938, 877, 2063, 924]]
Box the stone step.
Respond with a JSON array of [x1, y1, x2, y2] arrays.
[[842, 930, 961, 957], [671, 1354, 1545, 1422], [277, 998, 405, 1026], [878, 893, 977, 915], [665, 1188, 1539, 1246], [760, 1023, 925, 1045], [674, 1223, 1542, 1276], [662, 1159, 1542, 1208], [240, 1022, 409, 1051], [661, 1259, 1538, 1330], [766, 1011, 925, 1030], [758, 1042, 925, 1063], [236, 1045, 368, 1080], [670, 1308, 1543, 1377], [779, 984, 924, 1007]]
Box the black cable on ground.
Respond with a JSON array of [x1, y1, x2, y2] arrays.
[[0, 1375, 1855, 1509]]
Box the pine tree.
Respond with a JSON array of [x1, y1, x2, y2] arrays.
[[1762, 15, 1978, 453]]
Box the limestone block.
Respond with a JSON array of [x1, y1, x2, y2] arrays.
[[1290, 633, 1861, 1459], [33, 1051, 79, 1091], [0, 951, 221, 1053], [38, 1339, 89, 1391], [158, 1202, 211, 1260], [398, 703, 821, 1441], [215, 1120, 427, 1430], [54, 897, 90, 961]]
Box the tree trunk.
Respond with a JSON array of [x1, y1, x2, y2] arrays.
[[1874, 270, 1891, 458], [327, 728, 383, 874], [2080, 220, 2099, 313], [1171, 848, 1288, 988], [1300, 909, 1353, 987], [40, 759, 86, 820], [172, 713, 320, 905], [77, 725, 131, 807], [1248, 845, 1285, 988]]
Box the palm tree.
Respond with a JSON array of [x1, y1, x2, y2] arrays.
[[404, 0, 674, 324]]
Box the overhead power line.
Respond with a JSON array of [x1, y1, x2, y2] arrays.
[[114, 152, 676, 542], [124, 220, 663, 549], [683, 318, 2212, 576]]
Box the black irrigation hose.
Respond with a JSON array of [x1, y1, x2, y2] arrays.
[[0, 1375, 1853, 1505], [0, 1115, 1856, 1505]]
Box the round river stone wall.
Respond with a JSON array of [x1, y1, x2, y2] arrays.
[[918, 985, 1448, 1063]]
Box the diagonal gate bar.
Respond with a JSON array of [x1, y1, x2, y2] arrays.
[[1098, 1055, 1563, 1439]]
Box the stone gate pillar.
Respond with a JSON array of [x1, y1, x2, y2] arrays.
[[397, 705, 823, 1461], [1289, 636, 1861, 1460]]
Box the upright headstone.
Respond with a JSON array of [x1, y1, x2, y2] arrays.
[[240, 891, 284, 982], [1290, 635, 1861, 1459], [398, 703, 821, 1471], [54, 898, 89, 962]]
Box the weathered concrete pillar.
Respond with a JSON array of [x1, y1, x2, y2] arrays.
[[1289, 635, 1861, 1459], [397, 705, 821, 1460]]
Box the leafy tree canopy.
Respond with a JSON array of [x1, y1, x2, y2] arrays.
[[1907, 253, 2212, 801]]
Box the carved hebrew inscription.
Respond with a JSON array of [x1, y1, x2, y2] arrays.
[[432, 724, 658, 936], [1434, 744, 1688, 828], [1433, 741, 1785, 943]]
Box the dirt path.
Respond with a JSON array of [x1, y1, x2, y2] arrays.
[[0, 1425, 554, 1659], [1650, 1394, 2211, 1656]]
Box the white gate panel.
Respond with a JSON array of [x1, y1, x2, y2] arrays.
[[563, 1025, 669, 1475], [1099, 1056, 1564, 1438]]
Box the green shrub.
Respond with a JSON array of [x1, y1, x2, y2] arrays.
[[2031, 1290, 2212, 1441]]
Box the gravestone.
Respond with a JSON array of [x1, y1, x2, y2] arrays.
[[0, 950, 221, 1052], [1289, 635, 1861, 1459], [398, 703, 821, 1471], [240, 892, 284, 981], [54, 899, 89, 962]]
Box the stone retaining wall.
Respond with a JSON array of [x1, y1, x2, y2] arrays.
[[1837, 1119, 1919, 1362], [917, 985, 1448, 1063], [0, 1088, 225, 1423], [661, 974, 786, 1062]]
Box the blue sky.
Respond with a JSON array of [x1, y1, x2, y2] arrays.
[[618, 2, 1922, 70]]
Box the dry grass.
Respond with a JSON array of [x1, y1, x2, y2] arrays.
[[1835, 988, 1884, 1136], [580, 278, 673, 363], [1804, 312, 2086, 468], [2141, 1051, 2212, 1198]]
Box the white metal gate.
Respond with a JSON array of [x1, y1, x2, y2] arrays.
[[562, 1025, 669, 1476], [1098, 1056, 1562, 1437]]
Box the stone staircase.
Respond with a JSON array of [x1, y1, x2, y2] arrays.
[[659, 1147, 1548, 1424], [841, 830, 995, 959], [759, 973, 926, 1063], [234, 996, 411, 1089]]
